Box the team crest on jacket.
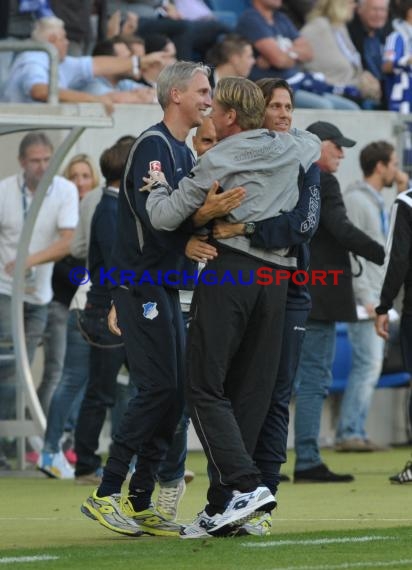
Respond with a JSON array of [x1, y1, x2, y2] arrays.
[[142, 302, 158, 320]]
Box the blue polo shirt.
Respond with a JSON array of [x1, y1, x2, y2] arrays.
[[236, 8, 301, 81]]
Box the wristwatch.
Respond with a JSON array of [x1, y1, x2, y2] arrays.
[[244, 222, 256, 237]]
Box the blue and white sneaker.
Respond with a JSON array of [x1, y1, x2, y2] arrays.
[[208, 485, 276, 536], [180, 510, 222, 539], [37, 450, 74, 479]]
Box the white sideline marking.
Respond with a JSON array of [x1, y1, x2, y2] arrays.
[[0, 556, 59, 564], [273, 518, 412, 522], [267, 560, 412, 570], [242, 535, 393, 547]]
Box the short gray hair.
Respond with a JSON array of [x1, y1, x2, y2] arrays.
[[156, 61, 210, 110], [19, 132, 53, 158], [31, 17, 65, 42]]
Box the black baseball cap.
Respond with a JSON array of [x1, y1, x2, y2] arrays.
[[306, 121, 356, 148]]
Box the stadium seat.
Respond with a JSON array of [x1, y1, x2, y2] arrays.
[[330, 322, 410, 394]]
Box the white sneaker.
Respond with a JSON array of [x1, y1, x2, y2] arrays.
[[156, 479, 186, 521], [180, 510, 222, 539], [37, 450, 74, 479], [208, 485, 276, 536]]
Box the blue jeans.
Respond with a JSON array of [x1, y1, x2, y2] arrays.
[[37, 300, 69, 414], [74, 304, 129, 476], [294, 319, 336, 471], [294, 90, 360, 110], [0, 293, 48, 420], [336, 320, 384, 442], [43, 310, 89, 453], [157, 412, 190, 485]]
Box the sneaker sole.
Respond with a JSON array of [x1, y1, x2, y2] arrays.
[[36, 465, 64, 480], [179, 531, 212, 540], [208, 494, 276, 535], [137, 523, 182, 537], [80, 502, 143, 537]]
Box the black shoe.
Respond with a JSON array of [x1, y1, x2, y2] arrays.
[[279, 473, 290, 482], [294, 463, 354, 483], [389, 461, 412, 484]]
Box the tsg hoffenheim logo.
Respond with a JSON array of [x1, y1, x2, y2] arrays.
[[142, 302, 159, 320]]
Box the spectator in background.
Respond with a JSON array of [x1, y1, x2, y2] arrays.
[[301, 0, 382, 107], [84, 38, 158, 103], [37, 142, 135, 480], [291, 121, 385, 483], [36, 155, 99, 418], [347, 0, 391, 89], [375, 184, 412, 484], [335, 141, 399, 452], [106, 0, 228, 61], [236, 0, 359, 109], [0, 132, 78, 470], [50, 0, 94, 55], [142, 34, 177, 88], [1, 17, 168, 107], [382, 0, 412, 113], [206, 34, 255, 88]]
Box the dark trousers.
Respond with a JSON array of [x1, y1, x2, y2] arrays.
[[75, 305, 127, 476], [186, 250, 287, 511], [104, 285, 185, 493], [400, 314, 412, 431], [253, 304, 310, 494]]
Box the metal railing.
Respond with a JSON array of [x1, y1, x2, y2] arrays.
[[0, 39, 59, 104]]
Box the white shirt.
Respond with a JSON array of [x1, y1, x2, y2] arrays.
[[0, 173, 79, 304]]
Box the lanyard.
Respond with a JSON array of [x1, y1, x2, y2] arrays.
[[20, 180, 30, 220]]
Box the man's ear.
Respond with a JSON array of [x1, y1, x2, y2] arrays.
[[170, 86, 181, 104], [226, 108, 237, 126]]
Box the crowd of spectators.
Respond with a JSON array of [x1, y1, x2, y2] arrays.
[[0, 0, 410, 111]]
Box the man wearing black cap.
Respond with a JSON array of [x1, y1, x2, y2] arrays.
[[293, 120, 385, 483]]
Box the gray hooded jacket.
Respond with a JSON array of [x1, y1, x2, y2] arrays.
[[146, 127, 320, 268]]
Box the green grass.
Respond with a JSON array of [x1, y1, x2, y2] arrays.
[[0, 449, 411, 570]]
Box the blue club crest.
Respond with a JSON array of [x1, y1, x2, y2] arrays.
[[142, 302, 159, 320]]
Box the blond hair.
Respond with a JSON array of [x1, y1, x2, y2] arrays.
[[63, 154, 100, 188], [214, 76, 265, 130], [307, 0, 353, 25]]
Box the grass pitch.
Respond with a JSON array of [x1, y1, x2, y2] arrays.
[[0, 449, 411, 570]]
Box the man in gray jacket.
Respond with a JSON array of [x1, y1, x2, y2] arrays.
[[145, 76, 320, 538], [335, 141, 399, 451]]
